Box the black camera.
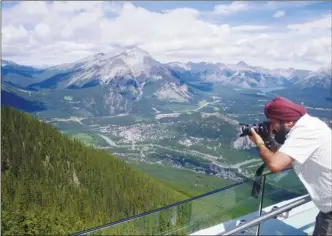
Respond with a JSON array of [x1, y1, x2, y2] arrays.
[[239, 121, 270, 137], [239, 121, 283, 150]]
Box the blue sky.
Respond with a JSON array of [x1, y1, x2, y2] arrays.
[[2, 1, 331, 69], [140, 1, 331, 30], [2, 1, 330, 26], [133, 1, 330, 23]]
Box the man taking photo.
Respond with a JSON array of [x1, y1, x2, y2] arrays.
[[249, 96, 332, 236]]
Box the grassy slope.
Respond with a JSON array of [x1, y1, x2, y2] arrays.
[[129, 162, 235, 197], [1, 106, 189, 235]]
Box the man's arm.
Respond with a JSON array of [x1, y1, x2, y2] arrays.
[[250, 128, 293, 172], [257, 144, 293, 172]]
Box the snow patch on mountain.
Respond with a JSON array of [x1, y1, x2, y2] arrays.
[[293, 66, 332, 89], [2, 60, 17, 67], [166, 62, 191, 72], [51, 47, 165, 88], [155, 82, 191, 102], [226, 61, 255, 72], [115, 47, 153, 77], [317, 64, 332, 76], [203, 74, 228, 82]]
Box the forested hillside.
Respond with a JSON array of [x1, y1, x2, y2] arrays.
[[1, 106, 188, 235]]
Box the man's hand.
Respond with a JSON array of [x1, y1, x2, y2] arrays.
[[249, 128, 264, 145]]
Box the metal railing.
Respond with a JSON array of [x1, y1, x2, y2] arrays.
[[219, 194, 311, 235], [72, 178, 254, 236], [71, 167, 297, 236]]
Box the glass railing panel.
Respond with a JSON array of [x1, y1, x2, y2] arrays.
[[257, 169, 315, 236], [262, 168, 308, 209], [81, 180, 262, 235]]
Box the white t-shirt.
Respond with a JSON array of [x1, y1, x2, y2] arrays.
[[278, 113, 332, 213]]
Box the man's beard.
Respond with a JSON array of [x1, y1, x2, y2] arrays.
[[273, 123, 291, 144]]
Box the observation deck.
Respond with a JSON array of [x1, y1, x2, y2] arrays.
[[72, 168, 316, 236]]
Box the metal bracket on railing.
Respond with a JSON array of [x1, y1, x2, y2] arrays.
[[271, 206, 290, 219], [236, 219, 256, 235]]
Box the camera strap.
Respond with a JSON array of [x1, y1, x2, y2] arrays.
[[251, 163, 266, 198]]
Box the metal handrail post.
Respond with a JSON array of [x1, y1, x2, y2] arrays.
[[255, 175, 266, 236]]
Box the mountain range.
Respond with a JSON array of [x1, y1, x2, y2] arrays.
[[3, 47, 331, 90], [1, 47, 331, 115]]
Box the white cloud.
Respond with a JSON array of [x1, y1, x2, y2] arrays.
[[273, 10, 285, 18], [293, 37, 332, 63], [163, 7, 200, 17], [1, 2, 331, 70], [51, 1, 104, 14], [210, 1, 319, 16], [266, 1, 321, 10], [2, 25, 28, 43], [232, 25, 271, 32], [34, 23, 50, 40], [20, 1, 49, 15], [287, 14, 332, 33], [213, 2, 249, 15]]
